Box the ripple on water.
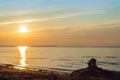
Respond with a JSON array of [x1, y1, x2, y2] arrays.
[[98, 61, 119, 65]]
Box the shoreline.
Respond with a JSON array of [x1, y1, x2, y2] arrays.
[[0, 63, 120, 80], [0, 63, 73, 73], [0, 63, 68, 80]]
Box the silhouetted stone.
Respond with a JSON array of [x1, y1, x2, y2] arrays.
[[87, 58, 97, 69], [66, 58, 120, 80]]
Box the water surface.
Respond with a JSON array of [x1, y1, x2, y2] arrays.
[[0, 47, 119, 72]]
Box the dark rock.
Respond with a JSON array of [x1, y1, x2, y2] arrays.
[[66, 67, 120, 80], [87, 58, 97, 69], [65, 58, 120, 80]]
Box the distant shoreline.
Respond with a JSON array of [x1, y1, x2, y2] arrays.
[[0, 46, 120, 48]]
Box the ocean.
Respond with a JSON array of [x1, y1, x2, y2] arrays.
[[0, 47, 120, 73]]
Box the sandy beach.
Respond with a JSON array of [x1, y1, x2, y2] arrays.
[[0, 62, 119, 80], [0, 64, 67, 80]]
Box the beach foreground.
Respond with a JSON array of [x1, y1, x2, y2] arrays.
[[0, 64, 68, 80], [0, 63, 119, 80]]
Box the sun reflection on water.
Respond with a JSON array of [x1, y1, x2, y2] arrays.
[[18, 46, 28, 67]]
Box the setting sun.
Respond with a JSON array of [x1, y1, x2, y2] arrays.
[[19, 26, 28, 33]]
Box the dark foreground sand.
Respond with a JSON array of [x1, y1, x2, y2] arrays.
[[0, 64, 68, 80], [0, 64, 120, 80]]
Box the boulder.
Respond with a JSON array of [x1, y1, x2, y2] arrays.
[[65, 58, 120, 80]]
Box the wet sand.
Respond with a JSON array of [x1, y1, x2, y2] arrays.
[[0, 64, 68, 80]]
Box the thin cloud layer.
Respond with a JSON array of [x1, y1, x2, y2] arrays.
[[0, 10, 105, 25], [85, 21, 120, 30]]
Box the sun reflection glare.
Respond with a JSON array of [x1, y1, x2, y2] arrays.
[[18, 46, 28, 67]]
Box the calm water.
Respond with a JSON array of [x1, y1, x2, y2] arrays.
[[0, 47, 120, 72]]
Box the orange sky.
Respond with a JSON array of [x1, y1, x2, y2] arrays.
[[0, 0, 120, 46]]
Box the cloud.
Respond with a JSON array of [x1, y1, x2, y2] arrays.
[[58, 20, 120, 35], [86, 21, 120, 30], [0, 10, 105, 25]]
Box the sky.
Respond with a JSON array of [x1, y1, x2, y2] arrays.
[[0, 0, 120, 46]]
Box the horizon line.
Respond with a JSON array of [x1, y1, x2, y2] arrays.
[[0, 46, 120, 47]]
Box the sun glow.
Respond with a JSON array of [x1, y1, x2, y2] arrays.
[[19, 26, 28, 33], [18, 46, 28, 67]]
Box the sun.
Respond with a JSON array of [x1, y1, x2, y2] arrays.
[[19, 26, 28, 33]]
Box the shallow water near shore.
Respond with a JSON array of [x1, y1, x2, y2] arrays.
[[0, 47, 120, 73]]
